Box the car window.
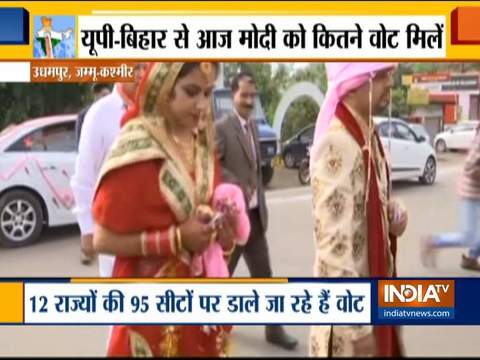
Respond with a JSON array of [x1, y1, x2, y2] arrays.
[[410, 125, 427, 137], [213, 95, 234, 120], [42, 122, 76, 151], [299, 126, 314, 143], [464, 123, 477, 131], [377, 123, 394, 138], [394, 123, 417, 142], [6, 121, 76, 152], [453, 123, 475, 132], [253, 97, 266, 119], [6, 128, 43, 151]]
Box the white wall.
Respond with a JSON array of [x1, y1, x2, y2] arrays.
[[411, 105, 442, 118], [457, 91, 479, 120]]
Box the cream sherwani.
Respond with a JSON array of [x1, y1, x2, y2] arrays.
[[309, 110, 394, 357]]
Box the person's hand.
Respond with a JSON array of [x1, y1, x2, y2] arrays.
[[244, 185, 254, 203], [81, 234, 95, 257], [388, 199, 408, 237], [179, 217, 214, 254], [196, 204, 215, 224], [216, 203, 239, 250], [352, 333, 377, 356]]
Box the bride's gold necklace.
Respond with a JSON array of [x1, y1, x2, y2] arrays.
[[172, 133, 196, 172]]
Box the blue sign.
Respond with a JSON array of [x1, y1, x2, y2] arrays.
[[0, 8, 29, 45]]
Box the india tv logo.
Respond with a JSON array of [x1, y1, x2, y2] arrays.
[[378, 280, 455, 320], [34, 16, 75, 59]]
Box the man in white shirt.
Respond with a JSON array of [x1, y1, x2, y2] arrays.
[[71, 63, 145, 276], [75, 83, 111, 148]]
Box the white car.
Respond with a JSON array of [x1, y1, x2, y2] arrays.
[[0, 114, 77, 247], [374, 117, 437, 185], [434, 121, 479, 153], [409, 123, 431, 145]]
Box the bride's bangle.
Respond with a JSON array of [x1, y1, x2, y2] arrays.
[[175, 227, 184, 253], [223, 241, 236, 257], [141, 228, 176, 257], [140, 230, 160, 256]]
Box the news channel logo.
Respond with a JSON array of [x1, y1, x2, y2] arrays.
[[377, 280, 455, 320], [33, 15, 75, 59]]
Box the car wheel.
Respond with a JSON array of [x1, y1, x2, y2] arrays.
[[420, 157, 436, 185], [261, 165, 274, 186], [0, 190, 44, 247], [435, 139, 447, 153], [283, 151, 296, 169], [298, 159, 310, 185]]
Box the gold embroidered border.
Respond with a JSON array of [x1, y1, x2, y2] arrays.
[[128, 329, 154, 357]]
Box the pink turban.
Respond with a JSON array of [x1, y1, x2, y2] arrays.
[[310, 62, 396, 171]]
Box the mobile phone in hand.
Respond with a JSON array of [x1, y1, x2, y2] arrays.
[[209, 213, 224, 229]]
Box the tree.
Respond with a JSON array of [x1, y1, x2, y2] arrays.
[[222, 62, 327, 135], [281, 96, 319, 141], [277, 63, 326, 140], [223, 62, 283, 124], [291, 63, 327, 93], [0, 83, 92, 131], [222, 62, 480, 137]]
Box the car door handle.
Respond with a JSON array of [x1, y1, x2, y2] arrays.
[[41, 165, 57, 171]]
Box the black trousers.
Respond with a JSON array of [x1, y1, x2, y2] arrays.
[[228, 208, 273, 278]]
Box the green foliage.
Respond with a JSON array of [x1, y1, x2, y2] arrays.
[[3, 62, 479, 135], [291, 63, 327, 93], [390, 87, 410, 118], [281, 97, 319, 141], [0, 83, 91, 131], [224, 62, 278, 123], [223, 62, 326, 140], [224, 62, 480, 136], [279, 63, 326, 140]]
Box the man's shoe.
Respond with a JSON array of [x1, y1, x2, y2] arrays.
[[265, 325, 298, 351], [461, 254, 480, 271]]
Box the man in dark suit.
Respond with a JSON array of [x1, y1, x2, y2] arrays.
[[215, 72, 298, 351]]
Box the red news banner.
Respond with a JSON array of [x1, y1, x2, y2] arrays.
[[30, 60, 136, 82]]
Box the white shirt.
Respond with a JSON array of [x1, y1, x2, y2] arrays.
[[234, 108, 258, 209], [71, 85, 126, 277]]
